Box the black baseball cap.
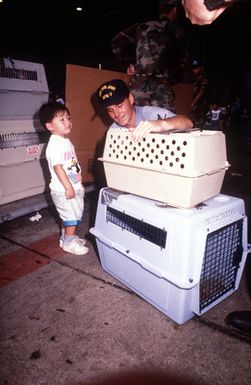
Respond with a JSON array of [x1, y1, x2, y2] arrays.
[[97, 79, 130, 108]]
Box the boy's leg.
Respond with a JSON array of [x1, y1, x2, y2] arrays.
[[60, 224, 65, 247], [63, 225, 89, 255], [51, 190, 88, 254], [65, 225, 77, 236]]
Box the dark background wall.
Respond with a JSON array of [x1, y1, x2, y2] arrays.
[[0, 0, 250, 112]]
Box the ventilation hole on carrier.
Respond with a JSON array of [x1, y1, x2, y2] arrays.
[[166, 145, 170, 150], [109, 144, 112, 148], [129, 151, 132, 155], [152, 138, 155, 143], [141, 158, 144, 162], [125, 146, 128, 150], [183, 141, 187, 145], [147, 143, 150, 147], [172, 140, 176, 144], [177, 146, 181, 151], [160, 150, 164, 154], [113, 140, 116, 144], [120, 150, 123, 154], [161, 139, 165, 144], [109, 154, 111, 158], [175, 157, 179, 162], [133, 147, 136, 151], [132, 157, 135, 161], [137, 152, 140, 156], [169, 162, 173, 167], [142, 148, 145, 152], [116, 155, 119, 159], [138, 142, 141, 146], [156, 144, 160, 149], [182, 152, 186, 157], [130, 141, 133, 145], [180, 164, 184, 168], [150, 159, 153, 164], [143, 138, 146, 142], [159, 161, 163, 165], [155, 155, 159, 159], [171, 151, 174, 156], [124, 156, 127, 160], [110, 135, 113, 139], [165, 156, 168, 160], [118, 135, 121, 139], [146, 153, 149, 158], [113, 149, 115, 153], [151, 149, 154, 153]]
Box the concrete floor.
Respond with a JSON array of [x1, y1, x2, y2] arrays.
[[0, 125, 251, 385]]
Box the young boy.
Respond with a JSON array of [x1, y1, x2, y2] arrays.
[[39, 102, 89, 255]]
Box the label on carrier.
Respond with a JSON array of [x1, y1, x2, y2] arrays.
[[27, 144, 40, 156]]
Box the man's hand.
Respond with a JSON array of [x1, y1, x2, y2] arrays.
[[128, 121, 152, 141], [127, 64, 136, 76], [182, 0, 226, 25]]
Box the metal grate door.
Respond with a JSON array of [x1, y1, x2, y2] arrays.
[[106, 206, 167, 248], [200, 219, 243, 311]]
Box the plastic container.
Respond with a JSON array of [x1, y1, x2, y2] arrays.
[[0, 58, 49, 205], [99, 129, 230, 208], [90, 188, 248, 324]]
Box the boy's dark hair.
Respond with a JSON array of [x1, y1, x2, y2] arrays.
[[39, 102, 70, 128]]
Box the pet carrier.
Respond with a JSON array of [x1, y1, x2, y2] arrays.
[[0, 58, 49, 205], [90, 188, 248, 324], [99, 129, 230, 208]]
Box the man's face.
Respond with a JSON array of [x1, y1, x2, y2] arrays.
[[106, 94, 135, 128], [192, 66, 203, 76]]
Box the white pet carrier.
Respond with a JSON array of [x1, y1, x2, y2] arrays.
[[99, 129, 230, 208], [90, 188, 248, 324], [0, 58, 49, 205]]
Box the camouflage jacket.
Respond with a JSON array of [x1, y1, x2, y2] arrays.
[[111, 18, 185, 83]]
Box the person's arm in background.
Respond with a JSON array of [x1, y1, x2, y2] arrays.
[[191, 73, 208, 110], [191, 89, 206, 110], [111, 23, 138, 70], [182, 0, 234, 25]]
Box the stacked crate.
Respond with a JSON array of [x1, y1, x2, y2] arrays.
[[90, 129, 249, 324]]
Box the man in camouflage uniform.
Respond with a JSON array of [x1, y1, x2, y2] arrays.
[[111, 0, 185, 112]]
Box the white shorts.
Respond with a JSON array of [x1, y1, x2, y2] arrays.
[[51, 189, 84, 227]]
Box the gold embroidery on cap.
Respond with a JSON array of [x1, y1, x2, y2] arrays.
[[99, 84, 117, 99]]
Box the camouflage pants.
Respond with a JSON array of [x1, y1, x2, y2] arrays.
[[129, 75, 176, 112]]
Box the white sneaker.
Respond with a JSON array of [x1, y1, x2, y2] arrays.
[[59, 236, 86, 248], [62, 237, 89, 255]]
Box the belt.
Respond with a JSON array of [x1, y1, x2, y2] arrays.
[[135, 73, 168, 78]]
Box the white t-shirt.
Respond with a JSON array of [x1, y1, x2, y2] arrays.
[[46, 134, 83, 193], [211, 108, 221, 121], [109, 105, 175, 129]]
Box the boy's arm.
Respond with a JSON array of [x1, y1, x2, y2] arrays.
[[53, 164, 75, 199]]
